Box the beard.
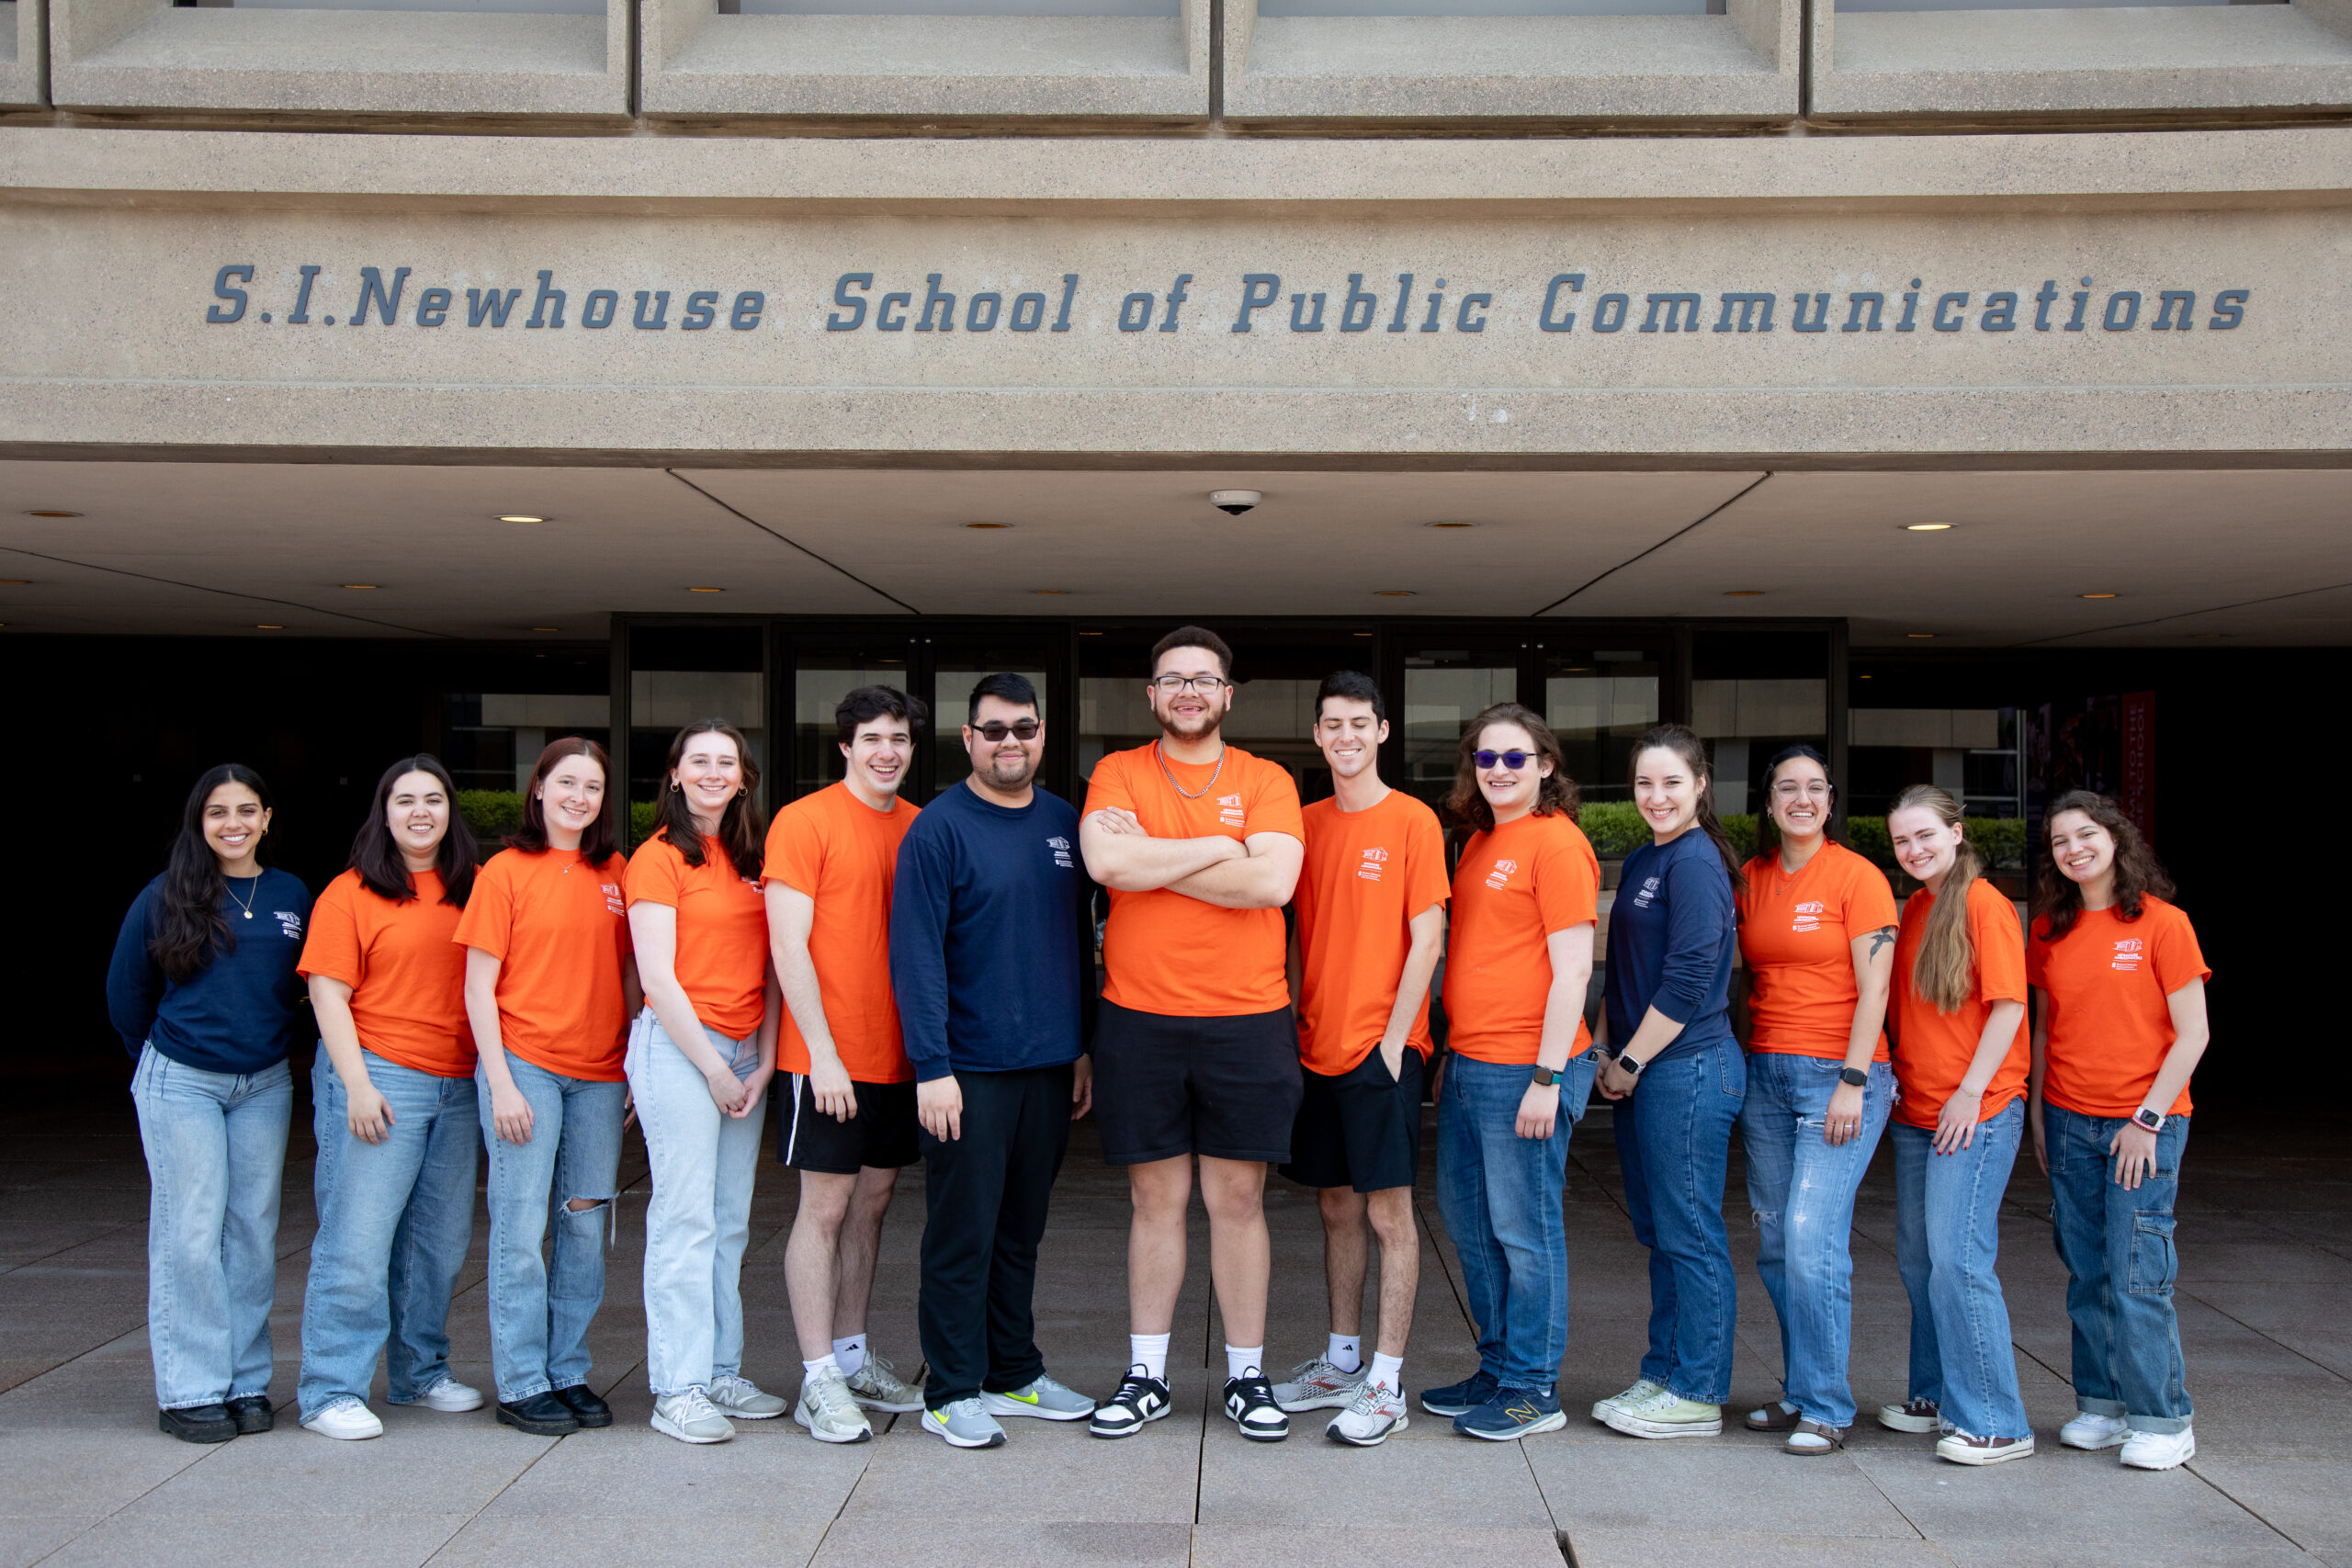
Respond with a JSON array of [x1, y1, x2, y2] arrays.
[[979, 750, 1038, 789], [1156, 704, 1225, 744]]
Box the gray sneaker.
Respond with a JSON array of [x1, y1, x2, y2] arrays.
[[794, 1366, 874, 1445], [1328, 1382, 1410, 1447], [1272, 1357, 1367, 1413], [922, 1396, 1008, 1449], [707, 1372, 788, 1420], [1592, 1378, 1664, 1425], [846, 1352, 925, 1415], [651, 1385, 735, 1445], [981, 1374, 1095, 1422]]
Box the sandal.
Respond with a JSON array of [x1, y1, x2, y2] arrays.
[[1745, 1401, 1802, 1433], [1787, 1418, 1846, 1456]]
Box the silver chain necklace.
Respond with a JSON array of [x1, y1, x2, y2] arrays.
[[1154, 739, 1228, 800]]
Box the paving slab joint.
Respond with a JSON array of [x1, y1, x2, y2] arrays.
[[1555, 1528, 1579, 1568]]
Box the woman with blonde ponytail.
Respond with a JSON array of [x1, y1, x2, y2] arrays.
[[1881, 784, 2034, 1466]]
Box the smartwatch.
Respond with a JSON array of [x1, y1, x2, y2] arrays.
[[1530, 1066, 1559, 1088], [1838, 1067, 1869, 1089], [1615, 1053, 1645, 1078], [2131, 1107, 2166, 1134]]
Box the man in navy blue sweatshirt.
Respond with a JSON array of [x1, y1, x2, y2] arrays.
[[889, 672, 1101, 1450]]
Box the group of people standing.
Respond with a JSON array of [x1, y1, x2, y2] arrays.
[[104, 623, 2211, 1472]]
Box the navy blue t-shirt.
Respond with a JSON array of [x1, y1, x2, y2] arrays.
[[889, 782, 1097, 1081], [107, 869, 312, 1076], [1603, 829, 1736, 1065]]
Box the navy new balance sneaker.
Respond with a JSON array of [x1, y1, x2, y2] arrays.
[[1456, 1386, 1567, 1441], [1419, 1370, 1501, 1418]]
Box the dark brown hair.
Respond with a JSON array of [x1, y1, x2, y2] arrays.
[[1755, 743, 1838, 856], [653, 719, 766, 881], [351, 754, 477, 908], [1444, 703, 1578, 832], [151, 763, 275, 984], [836, 684, 925, 747], [2035, 789, 2175, 942], [508, 736, 619, 867], [1890, 783, 1980, 1013], [1149, 625, 1234, 680], [1632, 724, 1746, 894]]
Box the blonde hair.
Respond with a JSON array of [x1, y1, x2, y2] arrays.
[[1891, 784, 1982, 1015]]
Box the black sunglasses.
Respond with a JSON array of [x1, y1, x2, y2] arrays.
[[972, 719, 1041, 741], [1473, 750, 1532, 770]]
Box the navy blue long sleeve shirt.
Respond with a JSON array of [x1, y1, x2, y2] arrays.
[[106, 870, 312, 1076], [889, 782, 1097, 1082], [1603, 829, 1736, 1065]]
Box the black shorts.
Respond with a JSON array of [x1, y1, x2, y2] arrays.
[[1281, 1047, 1424, 1193], [1092, 1000, 1304, 1167], [779, 1075, 920, 1174]]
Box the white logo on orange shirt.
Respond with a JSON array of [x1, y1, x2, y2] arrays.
[[1486, 857, 1518, 891], [602, 882, 625, 915], [1217, 792, 1246, 829], [1792, 897, 1825, 935], [1358, 846, 1388, 882], [2111, 937, 2144, 973]]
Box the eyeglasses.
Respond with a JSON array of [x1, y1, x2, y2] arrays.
[[1771, 780, 1831, 798], [1474, 750, 1532, 771], [1151, 674, 1227, 695], [972, 719, 1041, 742]]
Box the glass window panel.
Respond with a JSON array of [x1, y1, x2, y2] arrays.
[[1690, 630, 1829, 820], [1543, 643, 1663, 805], [1401, 647, 1517, 816], [934, 657, 1051, 795], [464, 693, 612, 793], [793, 641, 918, 802]]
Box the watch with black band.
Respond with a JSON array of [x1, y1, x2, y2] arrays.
[[1838, 1066, 1869, 1089]]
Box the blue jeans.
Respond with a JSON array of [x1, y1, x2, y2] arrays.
[[1612, 1039, 1745, 1404], [2045, 1103, 2193, 1433], [626, 1012, 765, 1397], [298, 1044, 481, 1420], [1739, 1053, 1894, 1428], [477, 1053, 627, 1404], [130, 1045, 292, 1409], [1892, 1099, 2031, 1440], [1435, 1049, 1597, 1391]]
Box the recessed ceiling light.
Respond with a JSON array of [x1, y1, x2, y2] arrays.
[[1905, 523, 1952, 532], [1353, 631, 1374, 637], [24, 510, 80, 519], [0, 579, 27, 586], [497, 514, 547, 524], [340, 583, 378, 590], [1032, 589, 1070, 595], [1428, 521, 1476, 530], [686, 586, 723, 593], [1860, 673, 1874, 679], [2079, 592, 2120, 600], [255, 623, 284, 630], [1723, 590, 1765, 598], [1907, 632, 1935, 638], [963, 522, 1012, 530], [531, 626, 560, 632], [1374, 590, 1417, 598], [1079, 630, 1103, 636]]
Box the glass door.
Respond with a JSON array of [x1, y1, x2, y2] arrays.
[[927, 629, 1069, 804], [786, 626, 923, 803], [626, 624, 767, 844], [1538, 638, 1668, 806], [1387, 634, 1525, 818]]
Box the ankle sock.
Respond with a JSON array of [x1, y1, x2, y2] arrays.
[[1327, 1334, 1363, 1375], [1368, 1353, 1403, 1393], [1226, 1344, 1264, 1382], [1130, 1333, 1170, 1382], [831, 1336, 865, 1379], [802, 1354, 840, 1381]]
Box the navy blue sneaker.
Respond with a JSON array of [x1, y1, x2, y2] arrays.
[[1419, 1370, 1501, 1418], [1456, 1386, 1567, 1441]]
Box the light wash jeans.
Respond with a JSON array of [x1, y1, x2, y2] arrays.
[[626, 1011, 765, 1397], [1739, 1053, 1894, 1429], [1892, 1098, 2032, 1440], [2045, 1103, 2194, 1433], [1435, 1048, 1598, 1391], [1613, 1039, 1745, 1405], [298, 1043, 481, 1420], [477, 1053, 626, 1404], [130, 1044, 292, 1409]]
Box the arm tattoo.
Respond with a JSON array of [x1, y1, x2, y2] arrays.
[[1867, 926, 1896, 960]]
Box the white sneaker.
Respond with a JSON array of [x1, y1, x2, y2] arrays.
[[1327, 1382, 1410, 1447], [2120, 1426, 2196, 1470], [794, 1365, 874, 1444], [845, 1352, 925, 1415], [1592, 1378, 1664, 1424], [412, 1375, 483, 1414], [922, 1397, 1008, 1450], [2060, 1411, 2132, 1451], [1272, 1357, 1366, 1413], [707, 1372, 789, 1420], [301, 1399, 384, 1440], [651, 1385, 735, 1445]]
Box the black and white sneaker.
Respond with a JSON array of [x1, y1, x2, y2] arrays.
[[1223, 1373, 1290, 1443], [1089, 1368, 1172, 1439]]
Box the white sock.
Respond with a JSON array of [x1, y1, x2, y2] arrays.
[[1130, 1333, 1170, 1382], [1368, 1353, 1404, 1393], [1226, 1344, 1264, 1382], [1327, 1334, 1363, 1374], [832, 1335, 865, 1378], [802, 1354, 840, 1381]]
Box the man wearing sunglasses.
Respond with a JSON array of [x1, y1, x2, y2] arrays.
[[890, 673, 1101, 1450], [1080, 626, 1306, 1444]]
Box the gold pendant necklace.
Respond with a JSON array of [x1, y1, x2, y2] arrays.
[[227, 875, 259, 920]]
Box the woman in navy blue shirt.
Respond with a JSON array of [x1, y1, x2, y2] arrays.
[[107, 765, 311, 1444], [1593, 724, 1745, 1442]]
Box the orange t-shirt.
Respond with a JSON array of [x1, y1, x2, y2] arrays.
[[1084, 742, 1305, 1018], [1890, 876, 2028, 1129], [454, 847, 633, 1082], [625, 829, 770, 1041], [2028, 897, 2209, 1119], [299, 867, 474, 1078], [1295, 790, 1451, 1076], [1737, 842, 1900, 1062], [763, 782, 919, 1083], [1442, 811, 1600, 1066]]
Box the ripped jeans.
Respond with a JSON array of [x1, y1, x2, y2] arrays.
[[478, 1054, 626, 1404], [1738, 1052, 1893, 1429]]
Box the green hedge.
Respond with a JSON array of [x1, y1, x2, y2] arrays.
[[455, 791, 662, 852], [1580, 802, 2022, 871]]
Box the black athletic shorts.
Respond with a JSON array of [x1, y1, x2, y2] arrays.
[[1092, 1000, 1305, 1167], [779, 1075, 920, 1174], [1281, 1046, 1424, 1193]]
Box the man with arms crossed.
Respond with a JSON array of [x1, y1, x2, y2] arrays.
[[1271, 671, 1449, 1446], [765, 686, 928, 1443], [890, 673, 1100, 1449], [1081, 626, 1306, 1443]]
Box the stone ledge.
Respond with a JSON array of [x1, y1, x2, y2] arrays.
[[1, 0, 44, 108]]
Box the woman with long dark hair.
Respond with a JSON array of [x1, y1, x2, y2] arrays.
[[1421, 703, 1601, 1441], [626, 720, 784, 1445], [455, 737, 640, 1437], [2028, 791, 2209, 1471], [1882, 784, 2034, 1464], [1735, 746, 1897, 1454], [1593, 724, 1744, 1442], [106, 764, 311, 1443], [294, 755, 484, 1439]]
